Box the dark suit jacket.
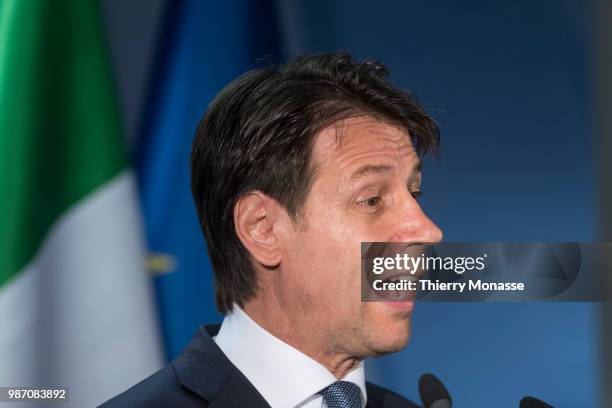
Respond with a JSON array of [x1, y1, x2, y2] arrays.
[[100, 325, 421, 408]]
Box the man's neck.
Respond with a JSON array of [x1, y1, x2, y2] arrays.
[[242, 300, 362, 379]]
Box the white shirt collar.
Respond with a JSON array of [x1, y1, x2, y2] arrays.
[[214, 305, 367, 408]]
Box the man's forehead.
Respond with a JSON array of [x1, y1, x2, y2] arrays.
[[311, 116, 418, 169]]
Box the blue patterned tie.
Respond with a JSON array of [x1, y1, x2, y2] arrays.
[[319, 381, 362, 408]]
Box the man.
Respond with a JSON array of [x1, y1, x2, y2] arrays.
[[101, 53, 443, 408]]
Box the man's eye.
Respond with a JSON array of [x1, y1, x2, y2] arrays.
[[411, 191, 422, 200], [358, 196, 382, 208]]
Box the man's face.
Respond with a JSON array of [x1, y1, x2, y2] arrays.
[[277, 116, 442, 358]]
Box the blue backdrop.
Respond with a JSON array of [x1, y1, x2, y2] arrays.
[[135, 1, 598, 406], [135, 0, 281, 358]]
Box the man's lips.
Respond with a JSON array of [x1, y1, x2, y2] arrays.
[[380, 266, 427, 282], [383, 299, 415, 312], [361, 242, 432, 302], [366, 265, 426, 287]]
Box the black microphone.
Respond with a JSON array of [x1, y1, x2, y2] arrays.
[[418, 373, 452, 408], [519, 396, 554, 408]]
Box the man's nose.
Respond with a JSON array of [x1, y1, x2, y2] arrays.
[[390, 200, 443, 244]]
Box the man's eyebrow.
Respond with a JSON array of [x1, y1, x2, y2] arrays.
[[413, 161, 422, 174], [348, 161, 422, 187], [410, 161, 423, 188], [348, 165, 395, 182]]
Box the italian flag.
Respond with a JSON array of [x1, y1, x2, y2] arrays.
[[0, 1, 163, 406]]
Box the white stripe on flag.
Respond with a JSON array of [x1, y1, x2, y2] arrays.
[[0, 170, 164, 407]]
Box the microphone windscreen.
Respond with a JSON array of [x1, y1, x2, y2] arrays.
[[519, 396, 554, 408], [418, 373, 451, 408]]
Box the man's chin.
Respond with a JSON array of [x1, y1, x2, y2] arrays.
[[384, 326, 411, 352], [365, 320, 412, 356], [357, 301, 413, 356]]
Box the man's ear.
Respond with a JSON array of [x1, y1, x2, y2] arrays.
[[234, 192, 282, 267]]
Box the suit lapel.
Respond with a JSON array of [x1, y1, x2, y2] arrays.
[[172, 324, 271, 408], [365, 385, 383, 408]]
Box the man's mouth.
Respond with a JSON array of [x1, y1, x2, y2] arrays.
[[361, 242, 432, 303]]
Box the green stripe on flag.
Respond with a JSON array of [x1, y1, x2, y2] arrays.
[[0, 0, 126, 284]]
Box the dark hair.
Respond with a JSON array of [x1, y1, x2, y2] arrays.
[[191, 52, 440, 314]]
